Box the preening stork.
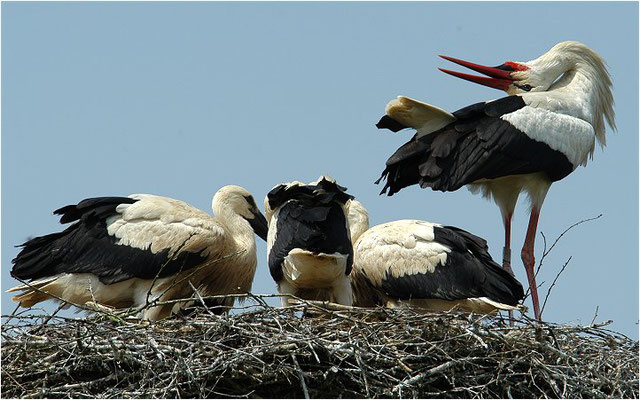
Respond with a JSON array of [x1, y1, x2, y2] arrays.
[[347, 200, 525, 313], [375, 41, 615, 320], [265, 176, 355, 306], [9, 186, 268, 320]]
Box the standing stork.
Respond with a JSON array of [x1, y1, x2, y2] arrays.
[[8, 185, 268, 320], [376, 41, 615, 320], [265, 176, 354, 306], [347, 200, 525, 313]]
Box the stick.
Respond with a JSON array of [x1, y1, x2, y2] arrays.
[[291, 354, 310, 399], [540, 256, 572, 316]]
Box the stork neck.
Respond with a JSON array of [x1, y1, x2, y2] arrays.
[[349, 216, 369, 243], [548, 64, 600, 126], [346, 200, 370, 243], [214, 206, 257, 253]]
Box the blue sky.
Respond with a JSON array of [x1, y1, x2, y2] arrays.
[[2, 2, 638, 338]]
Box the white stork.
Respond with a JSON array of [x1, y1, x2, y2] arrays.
[[347, 200, 525, 313], [265, 176, 354, 306], [375, 41, 615, 320], [8, 185, 268, 320]]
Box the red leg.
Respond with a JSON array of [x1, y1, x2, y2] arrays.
[[521, 207, 541, 321], [503, 212, 513, 275], [502, 212, 515, 324]]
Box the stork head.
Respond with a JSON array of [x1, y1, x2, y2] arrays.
[[440, 41, 613, 96], [214, 185, 268, 241], [439, 41, 615, 145]]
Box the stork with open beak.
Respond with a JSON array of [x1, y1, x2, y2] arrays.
[[376, 41, 616, 321]]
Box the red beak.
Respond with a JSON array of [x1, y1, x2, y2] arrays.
[[439, 55, 514, 91]]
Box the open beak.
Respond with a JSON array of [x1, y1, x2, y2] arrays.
[[439, 55, 514, 91]]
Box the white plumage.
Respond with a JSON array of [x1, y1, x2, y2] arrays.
[[347, 200, 525, 313], [107, 194, 224, 256], [9, 185, 268, 320], [354, 220, 450, 278], [501, 106, 595, 167], [376, 41, 615, 320]]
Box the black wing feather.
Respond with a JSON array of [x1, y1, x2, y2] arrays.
[[268, 203, 353, 283], [377, 96, 574, 195], [267, 178, 355, 282], [376, 115, 408, 132], [267, 177, 353, 211], [12, 197, 207, 285], [54, 197, 136, 224], [268, 200, 353, 282], [380, 226, 524, 306]]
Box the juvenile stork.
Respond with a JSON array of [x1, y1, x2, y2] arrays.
[[347, 200, 525, 313], [376, 41, 615, 320], [265, 176, 354, 306], [9, 186, 268, 320]]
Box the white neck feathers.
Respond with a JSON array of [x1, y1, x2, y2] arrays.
[[530, 42, 616, 148], [212, 199, 256, 253]]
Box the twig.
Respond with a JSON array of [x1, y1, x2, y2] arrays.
[[145, 232, 198, 305], [591, 306, 600, 326], [543, 214, 603, 259], [291, 354, 309, 399], [524, 214, 602, 300], [188, 281, 214, 316], [31, 302, 66, 334], [393, 360, 459, 392], [3, 303, 22, 326], [541, 256, 572, 316]]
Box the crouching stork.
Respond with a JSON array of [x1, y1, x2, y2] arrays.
[[8, 185, 268, 320], [265, 176, 355, 306], [347, 200, 525, 314]]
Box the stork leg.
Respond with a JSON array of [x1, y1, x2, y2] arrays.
[[492, 182, 518, 276], [331, 276, 354, 306], [502, 212, 515, 324], [502, 212, 514, 275], [278, 281, 297, 307], [521, 206, 541, 321]]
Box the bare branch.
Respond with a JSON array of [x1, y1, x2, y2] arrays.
[[523, 214, 603, 304], [541, 256, 572, 316]]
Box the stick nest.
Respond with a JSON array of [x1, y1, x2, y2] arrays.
[[2, 297, 638, 399]]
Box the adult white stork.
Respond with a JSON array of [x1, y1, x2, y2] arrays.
[[375, 41, 615, 320], [265, 176, 355, 306], [347, 200, 525, 313], [8, 185, 268, 320]]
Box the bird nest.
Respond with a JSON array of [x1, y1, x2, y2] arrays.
[[2, 295, 638, 399]]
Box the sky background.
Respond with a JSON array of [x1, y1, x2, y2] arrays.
[[2, 2, 638, 339]]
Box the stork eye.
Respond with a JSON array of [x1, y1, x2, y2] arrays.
[[515, 84, 533, 92], [495, 63, 516, 72], [244, 195, 257, 208]]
